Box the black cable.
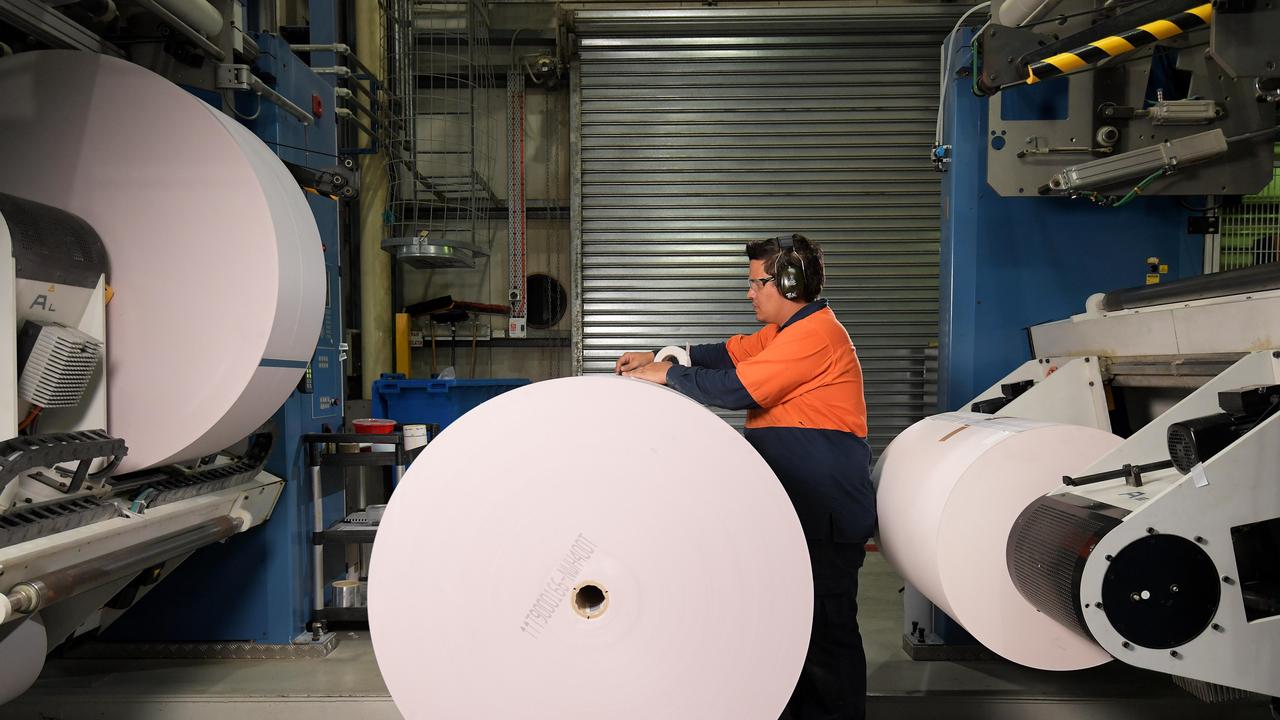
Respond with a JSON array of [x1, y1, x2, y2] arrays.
[[89, 455, 123, 481], [53, 454, 123, 481], [1018, 0, 1159, 29], [103, 38, 168, 45], [1226, 126, 1280, 145], [1178, 196, 1222, 212], [260, 139, 339, 159], [1243, 395, 1280, 435]]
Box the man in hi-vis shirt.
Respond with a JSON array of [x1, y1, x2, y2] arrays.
[[618, 233, 875, 720]]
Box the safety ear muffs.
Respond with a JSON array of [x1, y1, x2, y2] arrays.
[[773, 234, 805, 301]]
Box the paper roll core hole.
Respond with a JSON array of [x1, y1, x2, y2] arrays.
[[572, 582, 608, 619]]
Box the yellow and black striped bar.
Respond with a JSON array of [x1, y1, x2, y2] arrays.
[[1025, 3, 1213, 84]]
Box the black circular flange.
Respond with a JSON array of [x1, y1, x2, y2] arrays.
[[1101, 534, 1220, 650]]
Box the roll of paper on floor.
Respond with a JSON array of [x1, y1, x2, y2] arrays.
[[402, 424, 428, 451], [369, 376, 812, 720], [332, 579, 363, 608], [654, 345, 691, 367]]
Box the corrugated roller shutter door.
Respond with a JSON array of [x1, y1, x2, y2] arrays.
[[573, 7, 962, 453]]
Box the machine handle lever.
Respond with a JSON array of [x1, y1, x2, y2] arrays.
[[1062, 459, 1175, 487]]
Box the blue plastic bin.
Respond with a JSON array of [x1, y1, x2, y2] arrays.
[[371, 374, 530, 433]]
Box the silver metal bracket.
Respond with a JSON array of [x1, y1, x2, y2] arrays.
[[215, 63, 252, 91], [931, 144, 952, 172], [310, 66, 353, 78], [1148, 99, 1223, 126], [0, 0, 123, 56], [1047, 129, 1228, 193], [216, 64, 314, 126]]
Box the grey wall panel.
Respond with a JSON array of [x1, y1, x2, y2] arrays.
[[573, 6, 960, 453]]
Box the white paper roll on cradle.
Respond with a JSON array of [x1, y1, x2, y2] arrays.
[[0, 50, 324, 473], [875, 412, 1123, 671]]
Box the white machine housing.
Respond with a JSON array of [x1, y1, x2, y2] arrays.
[[0, 48, 324, 706], [0, 197, 290, 705], [0, 197, 109, 511]]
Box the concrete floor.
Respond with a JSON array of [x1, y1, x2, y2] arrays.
[[5, 552, 1273, 719], [8, 633, 398, 719]]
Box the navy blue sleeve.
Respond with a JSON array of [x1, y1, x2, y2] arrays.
[[665, 365, 760, 411], [688, 342, 735, 370]]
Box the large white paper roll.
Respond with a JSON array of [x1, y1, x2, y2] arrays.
[[875, 412, 1123, 670], [0, 616, 46, 705], [369, 376, 813, 720], [0, 51, 324, 472]]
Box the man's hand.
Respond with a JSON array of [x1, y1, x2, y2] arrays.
[[614, 351, 655, 375], [624, 361, 672, 386]]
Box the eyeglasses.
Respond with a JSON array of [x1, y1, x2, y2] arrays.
[[748, 276, 774, 290]]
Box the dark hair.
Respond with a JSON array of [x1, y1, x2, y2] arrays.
[[745, 233, 825, 302]]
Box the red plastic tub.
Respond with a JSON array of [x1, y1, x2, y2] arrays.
[[353, 418, 397, 435]]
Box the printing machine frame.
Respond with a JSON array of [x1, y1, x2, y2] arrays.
[[0, 192, 288, 698], [964, 268, 1280, 704], [0, 10, 348, 704]]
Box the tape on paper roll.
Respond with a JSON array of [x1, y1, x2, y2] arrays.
[[654, 345, 691, 367], [875, 414, 1122, 671], [369, 376, 811, 719]]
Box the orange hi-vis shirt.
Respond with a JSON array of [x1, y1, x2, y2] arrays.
[[726, 305, 867, 437]]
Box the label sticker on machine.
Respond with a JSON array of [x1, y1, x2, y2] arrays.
[[1189, 463, 1209, 488]]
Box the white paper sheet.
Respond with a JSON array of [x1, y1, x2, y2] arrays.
[[369, 376, 813, 720]]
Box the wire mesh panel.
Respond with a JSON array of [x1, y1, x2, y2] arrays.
[[571, 6, 964, 453], [508, 69, 528, 323], [383, 0, 498, 268], [1219, 156, 1280, 271]]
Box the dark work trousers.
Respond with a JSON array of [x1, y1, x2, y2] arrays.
[[780, 539, 868, 720]]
